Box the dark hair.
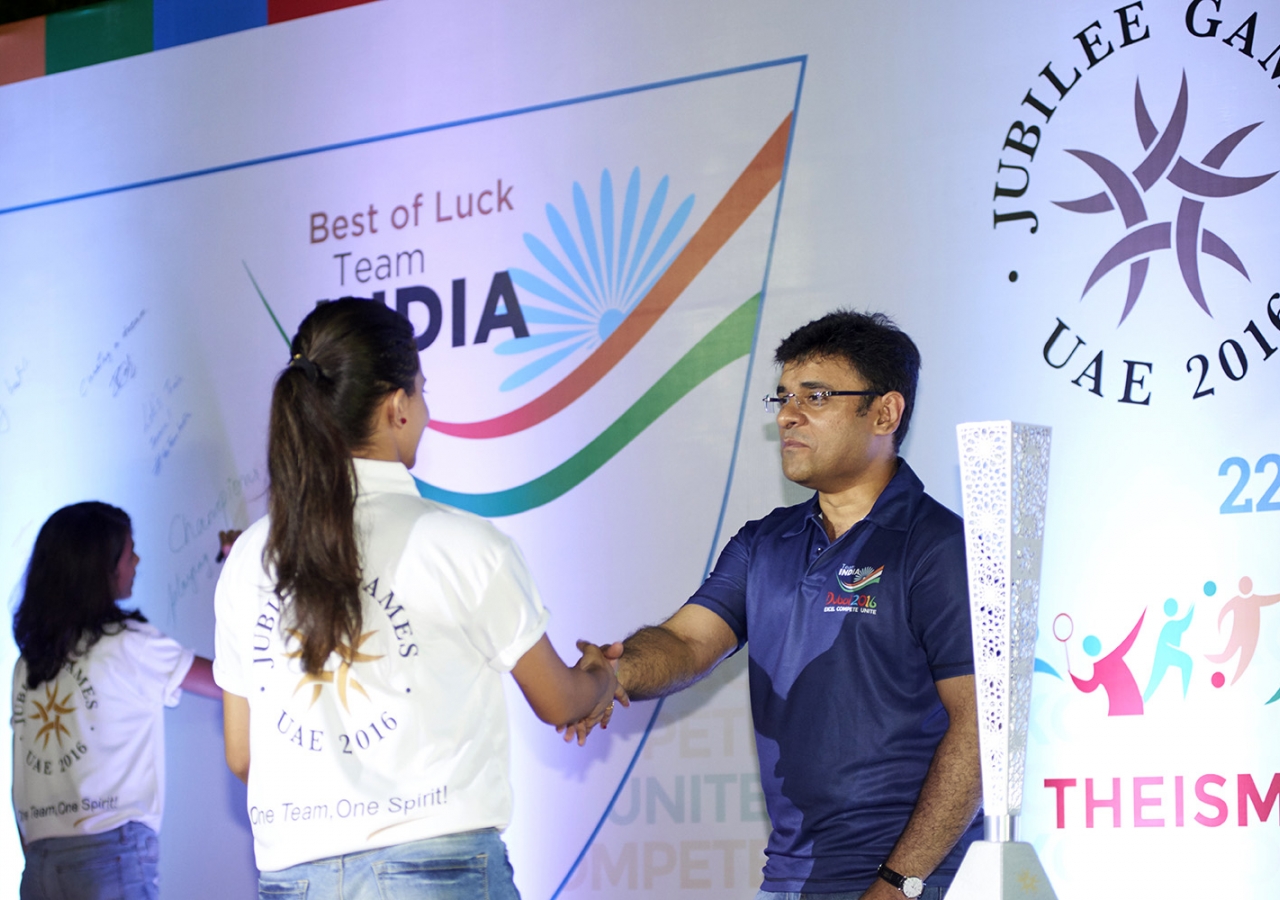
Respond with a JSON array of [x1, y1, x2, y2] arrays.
[[774, 309, 921, 450], [267, 297, 418, 674], [13, 502, 145, 689]]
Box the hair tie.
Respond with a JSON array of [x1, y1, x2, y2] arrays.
[[289, 353, 321, 383]]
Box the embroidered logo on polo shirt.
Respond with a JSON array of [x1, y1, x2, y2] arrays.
[[824, 564, 883, 614], [838, 564, 883, 592]]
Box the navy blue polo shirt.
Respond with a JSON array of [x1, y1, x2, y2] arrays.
[[687, 460, 980, 893]]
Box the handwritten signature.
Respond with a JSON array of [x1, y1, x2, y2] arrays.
[[168, 468, 264, 554], [167, 551, 215, 615], [109, 355, 136, 398], [152, 412, 191, 476], [79, 309, 146, 397], [4, 357, 29, 395]]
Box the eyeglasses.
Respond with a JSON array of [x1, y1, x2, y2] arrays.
[[763, 390, 881, 413]]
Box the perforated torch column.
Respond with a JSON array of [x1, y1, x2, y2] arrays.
[[946, 422, 1057, 900]]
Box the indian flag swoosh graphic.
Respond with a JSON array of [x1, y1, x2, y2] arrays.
[[414, 293, 759, 516], [838, 566, 884, 592], [425, 113, 791, 440]]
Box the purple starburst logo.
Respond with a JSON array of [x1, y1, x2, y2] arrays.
[[1054, 73, 1276, 325]]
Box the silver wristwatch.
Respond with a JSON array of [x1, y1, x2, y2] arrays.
[[877, 863, 924, 898]]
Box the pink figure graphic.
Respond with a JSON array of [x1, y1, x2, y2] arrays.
[[1204, 577, 1280, 685], [1066, 610, 1147, 716]]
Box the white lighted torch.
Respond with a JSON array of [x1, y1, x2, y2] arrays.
[[947, 422, 1057, 900]]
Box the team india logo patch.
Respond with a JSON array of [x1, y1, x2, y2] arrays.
[[824, 564, 882, 615], [838, 564, 884, 592]]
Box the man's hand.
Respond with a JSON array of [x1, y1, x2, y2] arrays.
[[558, 641, 629, 745], [557, 607, 738, 746]]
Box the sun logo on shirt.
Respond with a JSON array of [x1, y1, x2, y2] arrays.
[[32, 683, 76, 749], [285, 630, 383, 712]]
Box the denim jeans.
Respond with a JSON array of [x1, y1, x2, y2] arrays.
[[20, 821, 160, 900], [257, 827, 520, 900], [756, 885, 946, 900]]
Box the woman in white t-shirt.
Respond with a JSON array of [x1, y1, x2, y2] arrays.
[[213, 297, 617, 899], [11, 501, 222, 900]]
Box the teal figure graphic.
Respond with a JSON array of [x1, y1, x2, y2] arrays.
[[1143, 598, 1194, 702]]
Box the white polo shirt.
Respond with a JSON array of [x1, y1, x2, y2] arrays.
[[11, 622, 194, 843], [213, 458, 549, 872]]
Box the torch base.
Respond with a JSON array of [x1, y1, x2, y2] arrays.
[[945, 840, 1057, 900]]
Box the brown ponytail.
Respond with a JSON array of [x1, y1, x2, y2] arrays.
[[266, 298, 418, 674]]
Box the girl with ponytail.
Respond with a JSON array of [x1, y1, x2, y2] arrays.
[[213, 297, 616, 898], [11, 502, 221, 900]]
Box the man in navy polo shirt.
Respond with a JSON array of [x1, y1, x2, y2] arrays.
[[579, 310, 981, 899]]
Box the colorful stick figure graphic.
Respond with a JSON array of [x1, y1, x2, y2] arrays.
[[1143, 598, 1194, 702], [1056, 610, 1146, 716], [1204, 576, 1280, 686]]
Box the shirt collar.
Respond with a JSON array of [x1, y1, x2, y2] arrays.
[[782, 458, 925, 538], [864, 459, 925, 532], [352, 457, 421, 498]]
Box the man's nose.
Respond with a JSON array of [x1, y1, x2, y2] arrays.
[[777, 400, 805, 425]]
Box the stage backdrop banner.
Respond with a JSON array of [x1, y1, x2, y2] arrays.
[[1, 2, 1277, 899]]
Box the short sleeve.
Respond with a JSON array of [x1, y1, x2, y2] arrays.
[[684, 522, 752, 648], [212, 531, 256, 697], [907, 527, 974, 681], [123, 624, 195, 708], [461, 536, 550, 673]]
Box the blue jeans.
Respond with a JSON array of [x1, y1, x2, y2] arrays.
[[756, 886, 945, 900], [20, 821, 160, 900], [257, 828, 520, 900]]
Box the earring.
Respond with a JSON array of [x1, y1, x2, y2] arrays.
[[400, 417, 407, 425]]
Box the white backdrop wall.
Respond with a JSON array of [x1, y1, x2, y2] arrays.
[[2, 2, 1277, 899]]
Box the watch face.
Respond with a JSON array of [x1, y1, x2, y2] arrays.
[[902, 876, 925, 898]]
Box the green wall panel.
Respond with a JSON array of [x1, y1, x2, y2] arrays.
[[46, 0, 152, 74]]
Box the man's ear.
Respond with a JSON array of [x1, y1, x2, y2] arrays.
[[875, 391, 906, 436]]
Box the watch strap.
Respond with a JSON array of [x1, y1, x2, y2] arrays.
[[877, 864, 924, 897]]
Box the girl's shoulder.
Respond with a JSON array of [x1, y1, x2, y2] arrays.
[[104, 619, 175, 654], [369, 491, 509, 546], [409, 497, 515, 550]]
